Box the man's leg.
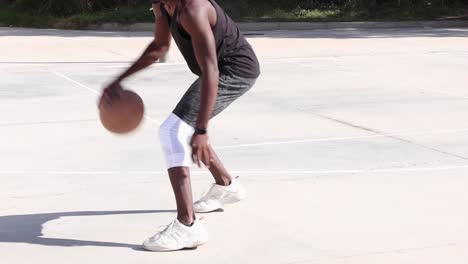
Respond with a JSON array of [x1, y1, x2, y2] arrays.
[[143, 114, 208, 252], [168, 166, 195, 225], [193, 144, 245, 213], [205, 146, 232, 186], [171, 74, 255, 213], [158, 114, 197, 223]]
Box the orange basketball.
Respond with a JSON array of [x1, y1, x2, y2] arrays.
[[99, 89, 145, 134]]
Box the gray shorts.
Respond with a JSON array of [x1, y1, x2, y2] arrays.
[[172, 74, 257, 127]]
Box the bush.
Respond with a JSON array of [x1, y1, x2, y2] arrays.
[[0, 0, 466, 28], [12, 0, 87, 15], [7, 0, 151, 16]]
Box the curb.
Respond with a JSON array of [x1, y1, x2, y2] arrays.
[[89, 23, 154, 31], [90, 20, 468, 32], [240, 20, 468, 30]]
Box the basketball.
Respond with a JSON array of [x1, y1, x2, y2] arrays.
[[98, 89, 145, 134]]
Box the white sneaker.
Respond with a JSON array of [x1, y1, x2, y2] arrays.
[[194, 177, 247, 213], [142, 219, 208, 252]]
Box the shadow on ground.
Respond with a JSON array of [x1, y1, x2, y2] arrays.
[[0, 210, 175, 249]]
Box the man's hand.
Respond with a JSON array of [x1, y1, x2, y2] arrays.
[[190, 133, 213, 168], [100, 81, 123, 108]]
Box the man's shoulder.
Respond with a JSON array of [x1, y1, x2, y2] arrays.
[[179, 0, 211, 18]]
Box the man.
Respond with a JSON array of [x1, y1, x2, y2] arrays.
[[102, 0, 260, 251]]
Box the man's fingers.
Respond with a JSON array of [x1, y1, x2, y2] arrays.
[[111, 89, 121, 99], [202, 147, 211, 168], [99, 93, 111, 109], [102, 94, 112, 105], [102, 84, 122, 105], [200, 147, 207, 167], [101, 89, 115, 106], [191, 146, 197, 163], [192, 154, 199, 166], [191, 145, 201, 167], [196, 148, 202, 167], [190, 135, 211, 168]]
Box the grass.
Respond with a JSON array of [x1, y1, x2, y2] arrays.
[[0, 4, 466, 29]]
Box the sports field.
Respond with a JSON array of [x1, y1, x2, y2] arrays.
[[1, 27, 468, 263]]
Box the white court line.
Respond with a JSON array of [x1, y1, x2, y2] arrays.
[[104, 62, 187, 69], [1, 164, 468, 175], [420, 88, 468, 100], [214, 127, 468, 149], [4, 51, 467, 67], [48, 70, 468, 150], [50, 70, 99, 95], [50, 70, 160, 124]]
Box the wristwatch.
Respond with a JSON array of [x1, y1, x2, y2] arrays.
[[194, 127, 207, 135]]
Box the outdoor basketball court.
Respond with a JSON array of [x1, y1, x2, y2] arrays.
[[1, 27, 468, 263]]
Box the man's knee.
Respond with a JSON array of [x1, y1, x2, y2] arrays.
[[168, 166, 191, 179], [158, 114, 194, 169]]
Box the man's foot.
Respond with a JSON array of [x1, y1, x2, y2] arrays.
[[142, 219, 208, 252], [194, 177, 246, 213]]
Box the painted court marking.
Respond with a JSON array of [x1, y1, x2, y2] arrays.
[[50, 70, 160, 124], [1, 164, 468, 175], [214, 127, 468, 149], [46, 68, 468, 152], [50, 70, 99, 95], [7, 69, 466, 150]]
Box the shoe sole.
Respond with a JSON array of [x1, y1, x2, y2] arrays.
[[224, 193, 245, 204], [195, 192, 246, 213], [143, 245, 199, 252], [143, 241, 206, 252]]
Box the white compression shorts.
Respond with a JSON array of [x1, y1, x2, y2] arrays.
[[158, 113, 195, 169]]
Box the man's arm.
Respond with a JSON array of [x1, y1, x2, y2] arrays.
[[180, 2, 219, 130], [179, 1, 219, 167], [103, 4, 171, 98]]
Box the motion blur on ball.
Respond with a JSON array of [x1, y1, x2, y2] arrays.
[[98, 89, 145, 134]]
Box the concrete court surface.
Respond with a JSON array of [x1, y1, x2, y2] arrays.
[[1, 27, 468, 263]]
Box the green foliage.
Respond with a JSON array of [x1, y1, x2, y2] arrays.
[[57, 6, 153, 29], [0, 5, 56, 27], [216, 0, 465, 9], [11, 0, 88, 16], [216, 0, 466, 20], [3, 0, 151, 16], [270, 8, 340, 21], [2, 0, 466, 15]]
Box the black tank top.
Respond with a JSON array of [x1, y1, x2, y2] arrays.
[[159, 0, 260, 78]]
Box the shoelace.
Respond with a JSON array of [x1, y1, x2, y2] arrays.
[[150, 221, 176, 241], [160, 221, 175, 236], [196, 177, 241, 203]]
